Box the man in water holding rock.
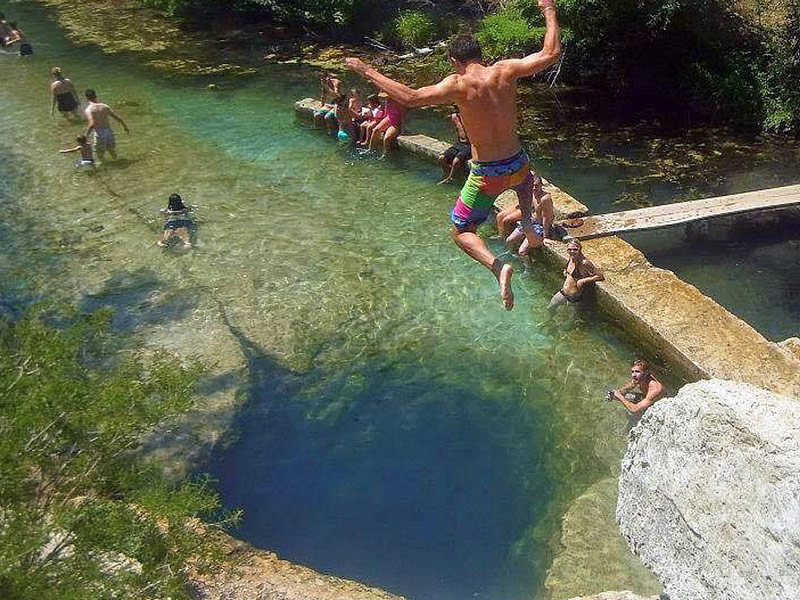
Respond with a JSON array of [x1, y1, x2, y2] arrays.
[[346, 0, 560, 309], [84, 88, 130, 162], [610, 359, 665, 415]]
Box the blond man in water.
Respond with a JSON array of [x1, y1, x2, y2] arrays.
[[612, 359, 665, 415], [346, 0, 561, 310]]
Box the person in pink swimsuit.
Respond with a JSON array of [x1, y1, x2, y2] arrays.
[[367, 92, 405, 156]]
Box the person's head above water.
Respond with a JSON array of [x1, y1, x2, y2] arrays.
[[52, 67, 64, 79], [449, 35, 483, 67], [85, 88, 98, 101], [630, 359, 652, 382], [76, 135, 87, 144], [566, 239, 583, 256], [168, 193, 187, 212]]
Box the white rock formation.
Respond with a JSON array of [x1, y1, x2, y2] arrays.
[[617, 379, 800, 600]]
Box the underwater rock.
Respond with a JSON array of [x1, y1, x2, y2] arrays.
[[617, 379, 800, 600]]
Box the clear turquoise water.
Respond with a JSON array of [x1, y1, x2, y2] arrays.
[[3, 2, 794, 599], [0, 3, 648, 599]]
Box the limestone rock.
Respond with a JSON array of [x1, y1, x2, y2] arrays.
[[617, 379, 800, 600], [565, 592, 659, 600], [779, 337, 800, 362]]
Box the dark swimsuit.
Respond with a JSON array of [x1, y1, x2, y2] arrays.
[[19, 42, 33, 56], [561, 263, 590, 303], [56, 91, 78, 113], [444, 114, 472, 163]]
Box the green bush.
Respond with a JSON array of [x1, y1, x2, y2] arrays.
[[394, 10, 437, 48], [0, 306, 237, 600], [477, 5, 544, 61]]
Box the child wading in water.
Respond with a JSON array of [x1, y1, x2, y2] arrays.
[[158, 193, 193, 249], [59, 135, 94, 168]]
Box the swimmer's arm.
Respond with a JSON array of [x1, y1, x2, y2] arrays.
[[346, 58, 458, 108], [576, 261, 604, 287], [51, 92, 56, 115], [59, 145, 81, 154], [618, 381, 663, 414], [497, 6, 560, 80], [108, 110, 130, 133], [613, 379, 636, 401]]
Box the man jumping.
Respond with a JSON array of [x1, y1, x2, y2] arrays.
[[346, 0, 560, 309]]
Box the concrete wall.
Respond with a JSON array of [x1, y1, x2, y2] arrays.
[[295, 98, 800, 397]]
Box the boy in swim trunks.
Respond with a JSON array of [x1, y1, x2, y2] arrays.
[[84, 88, 130, 162], [346, 0, 561, 309], [439, 105, 472, 185], [59, 135, 94, 168]]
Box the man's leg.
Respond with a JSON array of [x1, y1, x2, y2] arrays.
[[451, 225, 514, 310], [514, 176, 543, 250]]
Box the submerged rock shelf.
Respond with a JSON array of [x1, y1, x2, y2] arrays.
[[295, 97, 800, 398]]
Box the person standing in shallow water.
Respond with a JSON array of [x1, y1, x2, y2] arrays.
[[346, 0, 561, 310], [50, 67, 81, 120], [84, 88, 129, 162]]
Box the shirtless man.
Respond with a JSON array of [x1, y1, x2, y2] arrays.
[[50, 67, 81, 119], [612, 359, 665, 415], [84, 89, 129, 162], [346, 0, 561, 309]]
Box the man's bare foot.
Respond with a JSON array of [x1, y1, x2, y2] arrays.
[[499, 263, 514, 310]]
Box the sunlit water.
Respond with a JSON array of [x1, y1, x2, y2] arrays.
[[0, 2, 793, 599]]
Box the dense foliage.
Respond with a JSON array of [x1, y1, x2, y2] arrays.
[[138, 0, 800, 132], [0, 306, 235, 600]]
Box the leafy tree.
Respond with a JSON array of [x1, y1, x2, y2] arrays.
[[0, 305, 237, 600]]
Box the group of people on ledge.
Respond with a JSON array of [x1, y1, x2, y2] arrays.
[[315, 72, 406, 156]]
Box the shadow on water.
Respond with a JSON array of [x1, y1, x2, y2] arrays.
[[209, 308, 553, 600], [79, 268, 197, 332]]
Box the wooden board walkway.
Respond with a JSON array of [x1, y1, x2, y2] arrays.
[[564, 183, 800, 240]]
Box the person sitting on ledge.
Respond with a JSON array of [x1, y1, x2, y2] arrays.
[[497, 174, 554, 255], [611, 359, 665, 415], [314, 71, 341, 135], [438, 104, 471, 185]]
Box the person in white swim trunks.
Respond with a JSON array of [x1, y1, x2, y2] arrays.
[[84, 88, 130, 162]]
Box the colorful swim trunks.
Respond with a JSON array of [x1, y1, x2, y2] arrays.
[[450, 149, 534, 229]]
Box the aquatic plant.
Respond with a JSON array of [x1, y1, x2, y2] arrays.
[[0, 305, 237, 599]]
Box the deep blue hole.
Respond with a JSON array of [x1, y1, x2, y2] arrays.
[[209, 353, 553, 600]]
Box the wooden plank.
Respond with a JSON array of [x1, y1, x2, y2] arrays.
[[564, 184, 800, 240]]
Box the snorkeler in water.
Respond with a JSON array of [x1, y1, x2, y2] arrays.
[[157, 193, 193, 249]]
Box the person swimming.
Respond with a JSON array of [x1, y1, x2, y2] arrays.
[[59, 135, 94, 168], [5, 22, 32, 56], [157, 193, 193, 249]]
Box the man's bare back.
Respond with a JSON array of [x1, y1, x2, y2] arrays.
[[346, 0, 560, 309], [85, 102, 113, 128]]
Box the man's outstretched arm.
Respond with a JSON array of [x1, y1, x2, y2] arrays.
[[499, 0, 561, 79], [345, 58, 458, 108]]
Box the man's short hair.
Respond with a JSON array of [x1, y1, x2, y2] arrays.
[[85, 88, 97, 100], [449, 35, 482, 63], [631, 358, 651, 374]]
